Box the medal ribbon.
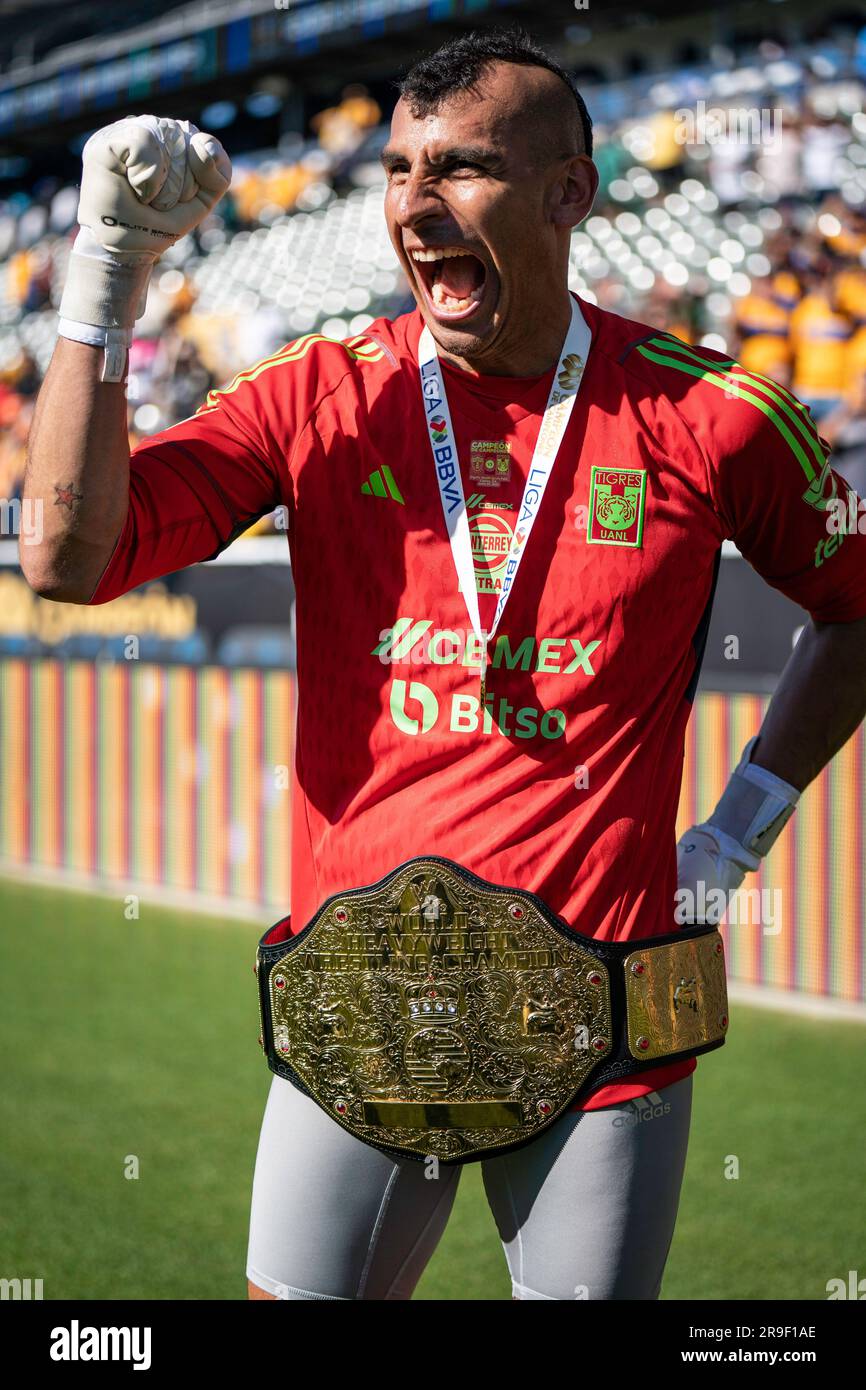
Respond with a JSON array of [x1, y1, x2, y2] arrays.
[[418, 294, 591, 696]]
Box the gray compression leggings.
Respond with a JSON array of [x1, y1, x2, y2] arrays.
[[246, 1072, 693, 1301]]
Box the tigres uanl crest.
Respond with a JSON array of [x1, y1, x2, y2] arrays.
[[587, 465, 647, 548]]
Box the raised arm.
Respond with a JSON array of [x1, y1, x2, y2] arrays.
[[19, 114, 232, 604], [22, 339, 130, 602]]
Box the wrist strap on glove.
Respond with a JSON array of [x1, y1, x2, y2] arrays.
[[57, 226, 155, 382], [57, 319, 133, 383], [703, 736, 800, 870], [58, 228, 154, 330]]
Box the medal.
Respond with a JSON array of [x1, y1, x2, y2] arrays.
[[418, 295, 591, 705]]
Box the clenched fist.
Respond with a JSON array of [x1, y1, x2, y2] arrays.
[[58, 115, 232, 377], [673, 737, 799, 927], [77, 114, 231, 259], [675, 823, 751, 926]]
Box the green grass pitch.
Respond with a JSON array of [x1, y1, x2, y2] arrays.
[[0, 876, 863, 1300]]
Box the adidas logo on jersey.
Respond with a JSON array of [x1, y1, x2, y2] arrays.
[[361, 466, 404, 504]]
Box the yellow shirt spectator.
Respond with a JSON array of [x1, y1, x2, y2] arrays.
[[835, 268, 866, 325], [771, 270, 800, 310], [845, 325, 866, 396], [738, 335, 793, 384], [735, 290, 790, 338], [790, 293, 851, 400]]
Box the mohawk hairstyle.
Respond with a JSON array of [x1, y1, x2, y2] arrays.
[[396, 24, 593, 159]]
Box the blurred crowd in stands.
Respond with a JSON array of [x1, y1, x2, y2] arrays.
[[5, 58, 866, 536]]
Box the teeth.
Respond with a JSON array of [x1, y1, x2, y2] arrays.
[[431, 280, 483, 312], [410, 247, 475, 262], [411, 245, 485, 314]]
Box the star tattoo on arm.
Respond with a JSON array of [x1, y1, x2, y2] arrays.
[[53, 481, 84, 513]]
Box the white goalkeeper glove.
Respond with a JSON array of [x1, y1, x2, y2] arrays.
[[675, 737, 800, 926], [58, 114, 231, 381]]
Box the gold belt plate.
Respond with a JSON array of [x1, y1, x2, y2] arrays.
[[266, 860, 613, 1161], [624, 934, 729, 1059]]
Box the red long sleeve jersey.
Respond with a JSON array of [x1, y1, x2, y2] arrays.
[[89, 295, 866, 1108]]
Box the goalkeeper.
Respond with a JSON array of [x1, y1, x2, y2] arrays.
[[20, 33, 866, 1301]]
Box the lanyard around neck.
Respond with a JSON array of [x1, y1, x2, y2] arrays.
[[418, 295, 591, 695]]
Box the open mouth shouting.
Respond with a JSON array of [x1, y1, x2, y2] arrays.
[[408, 244, 494, 324]]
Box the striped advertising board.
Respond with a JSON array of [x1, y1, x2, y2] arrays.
[[0, 658, 863, 1003], [0, 658, 291, 911]]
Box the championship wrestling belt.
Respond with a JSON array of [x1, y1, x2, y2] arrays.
[[255, 857, 728, 1164]]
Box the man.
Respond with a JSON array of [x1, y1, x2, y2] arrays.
[[21, 28, 866, 1301]]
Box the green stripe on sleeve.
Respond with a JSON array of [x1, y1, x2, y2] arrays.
[[636, 341, 820, 484], [645, 336, 827, 469]]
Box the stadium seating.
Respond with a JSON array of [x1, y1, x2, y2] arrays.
[[5, 38, 866, 665]]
